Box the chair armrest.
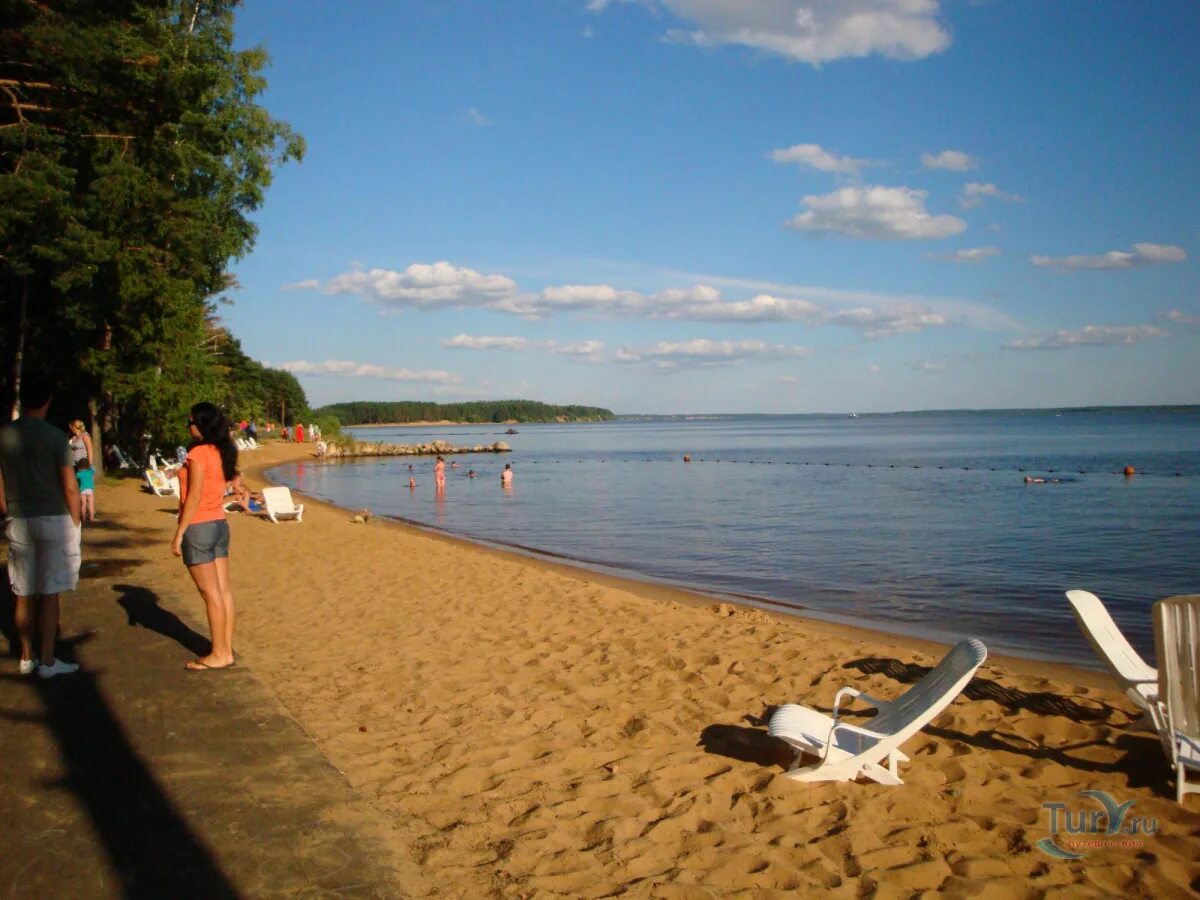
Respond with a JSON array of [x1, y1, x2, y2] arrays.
[[832, 686, 889, 717]]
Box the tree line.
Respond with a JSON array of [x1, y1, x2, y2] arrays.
[[317, 400, 616, 426], [1, 1, 306, 465]]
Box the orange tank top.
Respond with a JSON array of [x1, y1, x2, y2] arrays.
[[180, 444, 228, 524]]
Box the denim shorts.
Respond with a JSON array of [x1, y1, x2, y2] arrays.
[[181, 519, 230, 567], [5, 515, 81, 596]]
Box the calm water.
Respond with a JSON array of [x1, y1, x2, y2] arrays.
[[268, 410, 1200, 668]]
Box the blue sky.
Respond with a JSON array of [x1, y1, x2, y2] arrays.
[[227, 1, 1199, 414]]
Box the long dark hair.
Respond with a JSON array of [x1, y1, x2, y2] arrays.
[[189, 402, 238, 482]]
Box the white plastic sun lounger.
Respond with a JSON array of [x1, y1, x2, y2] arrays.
[[260, 486, 304, 523], [144, 468, 179, 498], [1153, 595, 1200, 805], [1066, 590, 1161, 730], [768, 638, 987, 785]]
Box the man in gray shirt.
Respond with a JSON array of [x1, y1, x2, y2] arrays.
[[0, 373, 82, 678]]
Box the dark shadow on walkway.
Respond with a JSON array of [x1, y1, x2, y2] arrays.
[[114, 584, 210, 656], [2, 583, 238, 897], [35, 639, 239, 897]]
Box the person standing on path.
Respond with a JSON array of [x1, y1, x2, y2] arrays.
[[0, 374, 82, 679], [69, 420, 96, 522], [172, 402, 239, 671]]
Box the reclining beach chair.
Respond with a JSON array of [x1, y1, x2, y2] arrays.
[[1066, 590, 1161, 730], [260, 486, 304, 523], [144, 469, 179, 498], [768, 638, 987, 785], [1153, 595, 1200, 805]]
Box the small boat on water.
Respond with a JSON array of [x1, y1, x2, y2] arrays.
[[504, 427, 519, 434]]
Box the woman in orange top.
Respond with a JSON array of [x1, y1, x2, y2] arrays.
[[172, 402, 239, 671]]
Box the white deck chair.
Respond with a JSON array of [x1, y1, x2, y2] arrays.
[[246, 436, 261, 450], [1153, 595, 1200, 804], [144, 469, 179, 498], [261, 486, 304, 523], [768, 638, 987, 785], [1066, 590, 1161, 730]]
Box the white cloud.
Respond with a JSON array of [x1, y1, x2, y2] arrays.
[[770, 143, 870, 174], [647, 0, 951, 64], [310, 262, 960, 336], [323, 261, 519, 308], [1005, 324, 1170, 350], [913, 359, 946, 370], [824, 306, 947, 337], [787, 185, 966, 240], [960, 182, 1023, 209], [927, 246, 1001, 264], [441, 334, 608, 363], [465, 107, 491, 126], [644, 286, 946, 336], [1031, 243, 1187, 272], [1158, 309, 1200, 326], [282, 278, 320, 291], [280, 359, 462, 383], [442, 334, 530, 350], [921, 149, 976, 171], [490, 283, 645, 317], [550, 340, 607, 359], [616, 338, 810, 369]]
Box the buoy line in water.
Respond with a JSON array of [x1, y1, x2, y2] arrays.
[[522, 458, 1189, 477]]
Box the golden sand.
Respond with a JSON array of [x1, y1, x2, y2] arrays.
[[100, 442, 1199, 896]]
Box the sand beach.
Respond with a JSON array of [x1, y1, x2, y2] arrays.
[[5, 440, 1199, 897]]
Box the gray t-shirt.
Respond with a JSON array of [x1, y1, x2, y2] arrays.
[[0, 418, 72, 518]]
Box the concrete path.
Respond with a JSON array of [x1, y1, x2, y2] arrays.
[[0, 505, 414, 898]]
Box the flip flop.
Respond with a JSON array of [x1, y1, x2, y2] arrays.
[[184, 659, 237, 672]]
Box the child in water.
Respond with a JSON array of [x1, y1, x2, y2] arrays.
[[501, 463, 513, 487]]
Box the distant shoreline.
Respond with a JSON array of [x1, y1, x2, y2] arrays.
[[351, 421, 475, 428]]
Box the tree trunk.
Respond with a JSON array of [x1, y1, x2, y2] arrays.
[[10, 279, 28, 420]]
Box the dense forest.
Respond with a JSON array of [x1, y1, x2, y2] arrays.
[[1, 2, 307, 464], [316, 400, 615, 425]]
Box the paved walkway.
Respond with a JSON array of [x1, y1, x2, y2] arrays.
[[0, 502, 412, 898]]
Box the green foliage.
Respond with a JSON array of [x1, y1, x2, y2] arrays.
[[0, 1, 303, 455], [316, 400, 616, 425]]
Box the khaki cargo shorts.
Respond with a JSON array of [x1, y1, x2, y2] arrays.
[[5, 515, 81, 596]]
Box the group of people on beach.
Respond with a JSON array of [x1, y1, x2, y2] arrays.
[[0, 377, 243, 677], [4, 389, 520, 680]]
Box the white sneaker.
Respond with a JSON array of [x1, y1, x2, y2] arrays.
[[18, 658, 39, 676], [37, 659, 80, 679]]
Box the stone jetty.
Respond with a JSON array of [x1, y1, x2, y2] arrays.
[[322, 439, 511, 459]]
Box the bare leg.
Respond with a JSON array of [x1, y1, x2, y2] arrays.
[[14, 595, 36, 661], [37, 594, 60, 663], [82, 492, 95, 522], [185, 562, 234, 667], [213, 555, 235, 660]]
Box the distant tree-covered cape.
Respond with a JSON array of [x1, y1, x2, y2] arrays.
[[317, 400, 615, 425]]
